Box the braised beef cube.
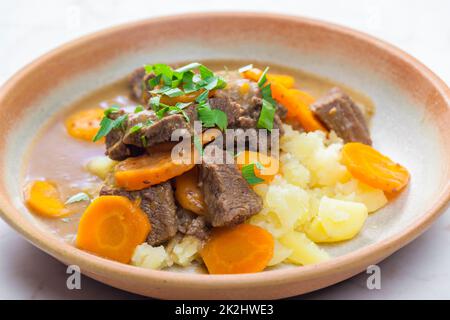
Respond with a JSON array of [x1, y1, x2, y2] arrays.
[[100, 182, 177, 246], [128, 67, 154, 105], [105, 105, 197, 160], [105, 110, 145, 161], [176, 207, 210, 240], [199, 147, 262, 227], [311, 87, 372, 145], [122, 105, 197, 148]]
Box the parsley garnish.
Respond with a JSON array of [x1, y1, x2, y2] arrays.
[[65, 192, 90, 205], [255, 66, 276, 131], [241, 164, 265, 185], [238, 64, 253, 73], [92, 113, 128, 142], [134, 105, 144, 113], [129, 123, 143, 134], [197, 102, 227, 131]]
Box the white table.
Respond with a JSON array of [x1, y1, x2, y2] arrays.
[[1, 0, 449, 300]]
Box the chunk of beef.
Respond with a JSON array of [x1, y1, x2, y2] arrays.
[[199, 146, 263, 227], [123, 105, 197, 148], [311, 87, 372, 145], [128, 67, 154, 104], [105, 106, 197, 160], [100, 182, 177, 246], [176, 207, 210, 240], [105, 110, 145, 161]]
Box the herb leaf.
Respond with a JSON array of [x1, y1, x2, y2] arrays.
[[257, 99, 276, 131], [238, 64, 253, 73], [197, 103, 228, 131], [241, 164, 265, 185], [134, 105, 144, 113], [65, 192, 90, 205], [92, 114, 128, 142]]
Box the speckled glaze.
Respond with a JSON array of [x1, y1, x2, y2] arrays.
[[0, 13, 449, 299]]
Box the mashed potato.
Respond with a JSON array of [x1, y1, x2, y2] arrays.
[[249, 125, 387, 266]]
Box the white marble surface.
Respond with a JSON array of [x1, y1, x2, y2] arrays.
[[0, 0, 449, 300]]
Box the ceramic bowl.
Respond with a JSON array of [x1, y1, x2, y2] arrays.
[[0, 13, 449, 299]]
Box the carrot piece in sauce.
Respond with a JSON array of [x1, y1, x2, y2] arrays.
[[24, 180, 69, 218], [65, 108, 105, 142], [175, 166, 206, 215], [341, 142, 410, 193], [115, 150, 197, 191], [76, 195, 150, 263], [200, 224, 274, 274]]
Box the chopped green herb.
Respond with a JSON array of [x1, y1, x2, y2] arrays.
[[241, 164, 265, 185], [257, 67, 270, 87], [175, 62, 202, 73], [92, 114, 128, 142], [257, 99, 276, 131], [197, 103, 228, 131], [129, 123, 143, 134], [65, 192, 90, 205], [198, 65, 214, 80], [238, 64, 253, 73], [193, 134, 203, 156], [103, 106, 120, 117], [195, 90, 210, 103], [134, 105, 144, 113], [164, 87, 184, 97], [140, 135, 148, 147]]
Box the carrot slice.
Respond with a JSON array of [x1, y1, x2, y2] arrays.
[[240, 68, 295, 88], [341, 143, 410, 193], [24, 180, 69, 218], [289, 88, 316, 106], [270, 82, 327, 132], [267, 74, 295, 89], [201, 224, 274, 274], [175, 167, 206, 215], [65, 108, 105, 142], [235, 151, 279, 184], [76, 195, 150, 263], [115, 149, 197, 191], [242, 68, 326, 132]]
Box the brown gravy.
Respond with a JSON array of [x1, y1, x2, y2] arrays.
[[22, 60, 375, 243]]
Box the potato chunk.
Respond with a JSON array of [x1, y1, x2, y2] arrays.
[[279, 231, 329, 265], [306, 196, 368, 243]]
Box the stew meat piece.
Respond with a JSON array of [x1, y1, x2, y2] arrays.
[[100, 182, 177, 246], [199, 147, 263, 227], [311, 87, 372, 145], [176, 207, 210, 240], [105, 106, 197, 161]]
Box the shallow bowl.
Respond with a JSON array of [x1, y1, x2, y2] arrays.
[[0, 12, 449, 299]]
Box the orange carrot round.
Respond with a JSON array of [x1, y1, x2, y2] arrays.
[[201, 224, 274, 274], [65, 108, 105, 142], [235, 151, 279, 184], [24, 180, 69, 218], [241, 68, 295, 88], [76, 195, 150, 263], [115, 150, 196, 191], [341, 143, 410, 193], [175, 167, 206, 215]]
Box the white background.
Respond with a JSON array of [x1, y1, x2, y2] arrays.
[[0, 0, 449, 299]]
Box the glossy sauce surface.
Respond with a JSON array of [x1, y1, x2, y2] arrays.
[[22, 60, 375, 244]]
